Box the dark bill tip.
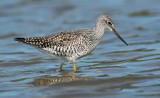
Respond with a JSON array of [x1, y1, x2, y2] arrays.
[[111, 28, 128, 46]]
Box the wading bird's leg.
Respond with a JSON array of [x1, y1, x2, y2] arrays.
[[56, 62, 64, 72], [73, 62, 76, 71]]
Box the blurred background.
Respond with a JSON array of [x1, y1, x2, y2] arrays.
[[0, 0, 160, 97]]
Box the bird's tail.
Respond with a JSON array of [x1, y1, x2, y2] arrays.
[[14, 37, 46, 48], [14, 38, 26, 43]]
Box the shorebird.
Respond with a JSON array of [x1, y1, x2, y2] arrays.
[[15, 15, 128, 72]]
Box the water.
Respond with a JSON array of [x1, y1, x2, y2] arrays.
[[0, 0, 160, 97]]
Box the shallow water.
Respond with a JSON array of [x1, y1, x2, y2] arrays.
[[0, 0, 160, 98]]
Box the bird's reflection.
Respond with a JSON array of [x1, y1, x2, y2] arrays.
[[30, 71, 94, 86]]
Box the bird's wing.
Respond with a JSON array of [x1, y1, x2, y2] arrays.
[[45, 29, 93, 47], [15, 29, 93, 55]]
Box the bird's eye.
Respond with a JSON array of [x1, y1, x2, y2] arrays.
[[108, 21, 112, 25]]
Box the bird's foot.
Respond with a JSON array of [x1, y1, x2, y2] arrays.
[[56, 68, 62, 72]]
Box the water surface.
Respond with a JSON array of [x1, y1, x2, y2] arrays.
[[0, 0, 160, 98]]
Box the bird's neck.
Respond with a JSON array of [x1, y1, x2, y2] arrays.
[[93, 21, 105, 39]]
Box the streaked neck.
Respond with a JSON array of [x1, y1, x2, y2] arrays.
[[93, 19, 105, 38]]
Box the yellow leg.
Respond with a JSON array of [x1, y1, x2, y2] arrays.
[[56, 62, 64, 72], [73, 62, 76, 71]]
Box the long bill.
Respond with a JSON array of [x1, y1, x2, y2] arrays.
[[111, 27, 128, 46]]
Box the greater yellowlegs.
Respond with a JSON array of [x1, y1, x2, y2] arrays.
[[15, 15, 128, 72]]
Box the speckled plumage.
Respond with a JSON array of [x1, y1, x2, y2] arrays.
[[15, 15, 128, 71]]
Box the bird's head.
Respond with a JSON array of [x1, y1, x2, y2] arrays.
[[97, 15, 128, 46]]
